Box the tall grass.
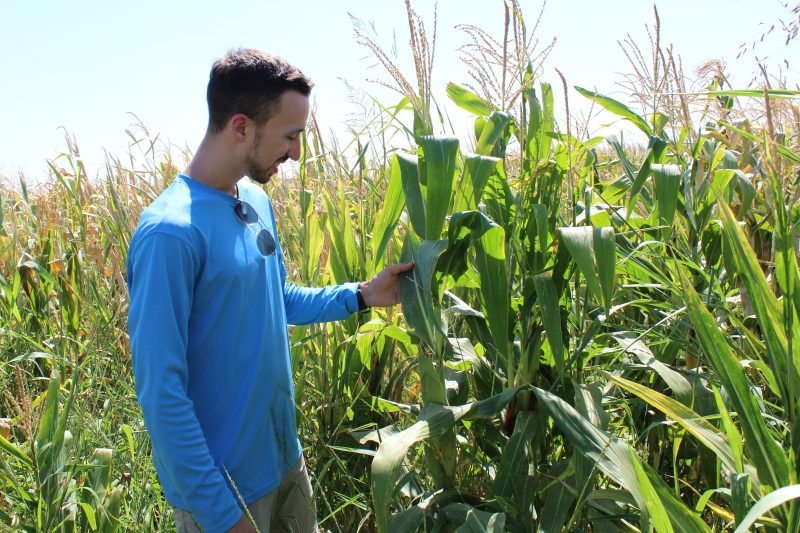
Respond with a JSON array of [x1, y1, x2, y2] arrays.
[[2, 2, 800, 532]]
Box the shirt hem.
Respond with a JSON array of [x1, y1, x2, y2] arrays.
[[240, 450, 304, 505]]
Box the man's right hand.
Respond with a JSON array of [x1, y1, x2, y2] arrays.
[[225, 513, 257, 533]]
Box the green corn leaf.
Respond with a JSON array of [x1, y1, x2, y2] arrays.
[[652, 164, 682, 228], [491, 411, 537, 519], [720, 121, 800, 164], [604, 136, 655, 217], [767, 170, 800, 329], [399, 235, 448, 355], [476, 111, 511, 157], [446, 82, 494, 116], [448, 211, 510, 370], [652, 112, 669, 136], [440, 502, 506, 532], [702, 89, 800, 98], [593, 226, 616, 311], [387, 506, 426, 533], [718, 195, 800, 411], [80, 503, 97, 531], [372, 156, 406, 269], [605, 373, 741, 480], [560, 226, 615, 311], [35, 370, 63, 488], [372, 387, 521, 532], [0, 432, 32, 466], [532, 386, 710, 533], [575, 383, 610, 431], [613, 335, 695, 405], [324, 186, 361, 283], [525, 83, 555, 162], [529, 203, 549, 258], [641, 463, 708, 533], [475, 223, 510, 369], [679, 266, 789, 493], [98, 485, 124, 533], [533, 275, 564, 375], [629, 448, 674, 533], [560, 226, 602, 305], [453, 154, 500, 213], [482, 167, 516, 231], [536, 465, 575, 533], [713, 386, 745, 473], [732, 473, 751, 525], [396, 152, 427, 239], [303, 208, 325, 281], [735, 172, 756, 218], [422, 136, 459, 240], [734, 484, 800, 533], [525, 86, 544, 162], [539, 83, 555, 161], [575, 86, 653, 137], [419, 355, 446, 405]]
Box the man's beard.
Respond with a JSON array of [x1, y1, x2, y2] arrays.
[[245, 156, 274, 184], [245, 128, 276, 184]]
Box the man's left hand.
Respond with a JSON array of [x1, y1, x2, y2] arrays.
[[360, 262, 415, 308]]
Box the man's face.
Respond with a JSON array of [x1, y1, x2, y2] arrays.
[[245, 90, 310, 184]]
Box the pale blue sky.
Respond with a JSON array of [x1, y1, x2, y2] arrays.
[[0, 0, 795, 179]]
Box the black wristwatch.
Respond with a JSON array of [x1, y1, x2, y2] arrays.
[[356, 287, 369, 312]]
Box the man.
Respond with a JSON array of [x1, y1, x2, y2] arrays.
[[126, 49, 413, 532]]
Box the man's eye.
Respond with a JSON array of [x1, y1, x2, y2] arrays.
[[288, 134, 299, 141]]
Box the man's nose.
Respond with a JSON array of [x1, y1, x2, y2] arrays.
[[287, 136, 302, 161]]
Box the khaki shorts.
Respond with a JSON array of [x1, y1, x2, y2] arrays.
[[173, 457, 318, 533]]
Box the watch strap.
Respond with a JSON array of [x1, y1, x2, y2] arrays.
[[356, 287, 369, 312]]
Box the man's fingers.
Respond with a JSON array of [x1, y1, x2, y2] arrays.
[[389, 262, 415, 274]]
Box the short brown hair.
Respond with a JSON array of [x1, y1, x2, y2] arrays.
[[206, 49, 313, 133]]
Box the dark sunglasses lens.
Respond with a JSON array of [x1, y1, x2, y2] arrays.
[[256, 229, 276, 256], [235, 201, 259, 224]]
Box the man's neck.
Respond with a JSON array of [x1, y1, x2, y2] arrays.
[[184, 134, 243, 197]]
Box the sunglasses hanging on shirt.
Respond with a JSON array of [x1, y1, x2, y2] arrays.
[[233, 200, 277, 256]]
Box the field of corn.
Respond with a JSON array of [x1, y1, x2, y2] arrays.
[[2, 2, 800, 532]]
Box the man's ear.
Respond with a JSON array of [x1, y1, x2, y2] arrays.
[[229, 114, 249, 142]]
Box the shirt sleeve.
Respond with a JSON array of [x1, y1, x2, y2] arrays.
[[276, 239, 360, 325], [127, 232, 242, 532]]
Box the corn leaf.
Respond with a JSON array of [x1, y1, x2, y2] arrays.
[[575, 86, 653, 137], [533, 275, 564, 375], [652, 164, 682, 228], [718, 196, 800, 414], [440, 502, 506, 532], [476, 112, 511, 157], [491, 411, 537, 519], [397, 152, 427, 239], [448, 211, 510, 369], [606, 373, 741, 480], [372, 156, 406, 269], [679, 266, 789, 493], [372, 387, 521, 532], [734, 484, 800, 533], [0, 433, 32, 466], [532, 386, 711, 532], [399, 235, 448, 355], [387, 507, 426, 533], [422, 136, 459, 240], [629, 448, 674, 533], [593, 226, 616, 311], [453, 154, 499, 213], [560, 226, 615, 311], [613, 335, 695, 405], [446, 82, 494, 116]]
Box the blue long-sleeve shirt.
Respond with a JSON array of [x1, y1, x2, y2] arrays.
[[127, 175, 359, 532]]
